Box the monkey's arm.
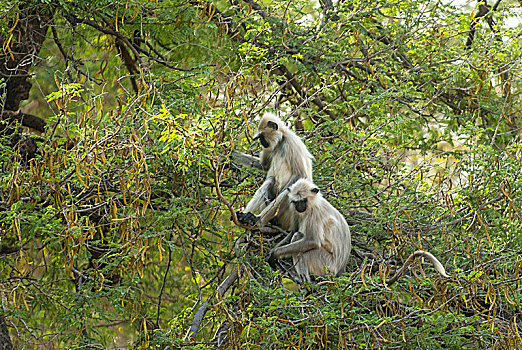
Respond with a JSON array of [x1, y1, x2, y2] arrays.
[[271, 237, 320, 259], [237, 176, 276, 226], [231, 151, 263, 170], [243, 176, 275, 213]]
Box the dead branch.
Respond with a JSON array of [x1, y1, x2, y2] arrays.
[[184, 266, 240, 341]]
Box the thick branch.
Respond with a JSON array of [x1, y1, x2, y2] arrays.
[[0, 3, 54, 111], [0, 245, 22, 257], [184, 267, 240, 341], [115, 38, 139, 93], [242, 0, 270, 19], [2, 110, 46, 133], [0, 317, 14, 350], [465, 3, 492, 50]]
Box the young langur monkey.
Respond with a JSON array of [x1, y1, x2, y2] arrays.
[[236, 114, 313, 232], [267, 179, 352, 282], [268, 179, 450, 285]]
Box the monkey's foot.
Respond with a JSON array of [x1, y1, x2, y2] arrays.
[[236, 211, 259, 226]]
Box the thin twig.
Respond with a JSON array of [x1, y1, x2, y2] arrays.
[[156, 230, 174, 328]]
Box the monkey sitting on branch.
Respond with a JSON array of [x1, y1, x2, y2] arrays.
[[267, 179, 450, 285], [267, 178, 352, 282], [234, 114, 313, 232]]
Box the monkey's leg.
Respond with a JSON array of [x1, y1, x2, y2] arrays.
[[290, 233, 311, 283], [293, 255, 311, 284], [256, 187, 290, 227], [272, 236, 320, 260], [237, 176, 275, 226], [302, 248, 336, 276]]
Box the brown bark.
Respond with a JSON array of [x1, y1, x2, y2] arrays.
[[1, 110, 46, 133], [0, 3, 54, 111], [0, 3, 52, 161], [0, 3, 54, 343]]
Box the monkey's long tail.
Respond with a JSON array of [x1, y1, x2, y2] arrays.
[[386, 250, 449, 286]]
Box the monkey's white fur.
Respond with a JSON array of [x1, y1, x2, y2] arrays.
[[240, 114, 313, 231], [270, 179, 351, 281]]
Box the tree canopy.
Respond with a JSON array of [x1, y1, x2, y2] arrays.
[[1, 0, 522, 348]]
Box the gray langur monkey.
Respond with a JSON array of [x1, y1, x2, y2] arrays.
[[236, 114, 313, 232], [267, 179, 450, 285], [267, 178, 352, 282]]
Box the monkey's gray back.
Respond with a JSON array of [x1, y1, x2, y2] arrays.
[[299, 197, 351, 276], [261, 129, 312, 231], [261, 131, 312, 190]]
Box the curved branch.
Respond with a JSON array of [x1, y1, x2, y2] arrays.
[[184, 266, 240, 341], [0, 3, 54, 111], [386, 250, 449, 286]]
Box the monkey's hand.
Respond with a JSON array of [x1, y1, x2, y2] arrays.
[[235, 211, 259, 227], [265, 250, 278, 270]]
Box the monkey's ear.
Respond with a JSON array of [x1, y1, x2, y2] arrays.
[[267, 120, 278, 130], [311, 187, 320, 194]]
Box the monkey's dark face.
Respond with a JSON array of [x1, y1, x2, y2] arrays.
[[292, 198, 308, 213], [289, 179, 320, 214], [254, 118, 281, 149], [256, 134, 270, 148]]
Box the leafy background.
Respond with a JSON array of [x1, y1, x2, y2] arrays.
[[0, 0, 521, 348]]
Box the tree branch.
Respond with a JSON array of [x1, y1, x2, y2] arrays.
[[184, 266, 240, 341], [2, 110, 46, 133]]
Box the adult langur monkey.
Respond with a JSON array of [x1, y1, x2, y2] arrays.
[[235, 114, 313, 232], [267, 179, 449, 285]]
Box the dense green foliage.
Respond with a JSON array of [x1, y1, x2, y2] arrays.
[[1, 0, 521, 348]]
